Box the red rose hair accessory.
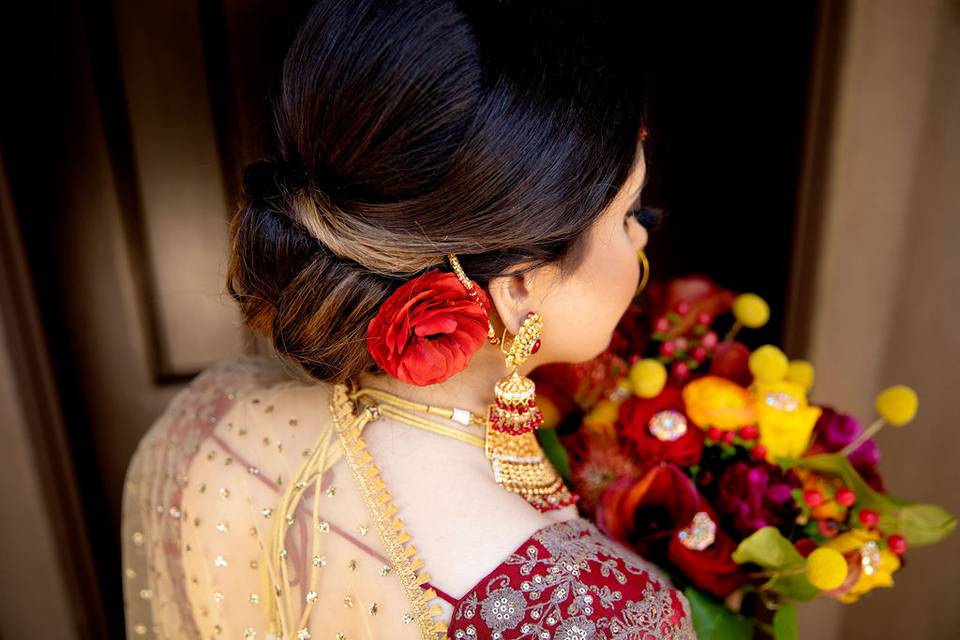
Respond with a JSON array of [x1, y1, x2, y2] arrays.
[[366, 258, 495, 386]]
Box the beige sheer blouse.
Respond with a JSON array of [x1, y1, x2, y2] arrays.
[[121, 354, 445, 639], [121, 354, 694, 640]]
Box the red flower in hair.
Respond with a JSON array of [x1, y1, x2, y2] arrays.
[[366, 268, 491, 386]]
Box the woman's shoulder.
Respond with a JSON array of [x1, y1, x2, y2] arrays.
[[122, 352, 329, 550], [130, 353, 318, 457], [447, 516, 695, 640]]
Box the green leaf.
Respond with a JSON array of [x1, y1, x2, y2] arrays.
[[772, 602, 798, 640], [781, 454, 957, 547], [766, 573, 818, 601], [732, 527, 804, 569], [884, 503, 958, 547], [536, 427, 571, 482], [684, 587, 753, 640], [732, 527, 818, 600]]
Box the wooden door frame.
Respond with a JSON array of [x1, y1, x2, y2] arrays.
[[784, 0, 850, 357], [0, 148, 106, 637]]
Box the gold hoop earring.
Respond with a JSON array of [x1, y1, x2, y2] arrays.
[[636, 249, 650, 296], [484, 311, 576, 511]]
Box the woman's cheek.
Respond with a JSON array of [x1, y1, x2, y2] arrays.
[[609, 238, 639, 315]]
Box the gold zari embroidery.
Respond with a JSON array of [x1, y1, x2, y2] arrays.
[[329, 383, 449, 640]]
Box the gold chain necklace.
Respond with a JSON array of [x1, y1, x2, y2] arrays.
[[346, 381, 575, 511], [350, 386, 486, 449]]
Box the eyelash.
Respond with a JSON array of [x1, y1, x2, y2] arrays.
[[627, 206, 667, 230]]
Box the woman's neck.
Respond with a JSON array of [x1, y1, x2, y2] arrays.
[[354, 341, 537, 422]]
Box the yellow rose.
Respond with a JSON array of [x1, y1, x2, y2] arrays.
[[754, 380, 821, 462], [824, 529, 901, 603], [682, 375, 757, 431]]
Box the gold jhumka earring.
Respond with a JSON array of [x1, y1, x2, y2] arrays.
[[447, 255, 576, 512]]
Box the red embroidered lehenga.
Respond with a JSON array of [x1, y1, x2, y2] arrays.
[[121, 354, 694, 639]]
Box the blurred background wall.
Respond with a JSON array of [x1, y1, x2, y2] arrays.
[[796, 1, 960, 638], [0, 0, 956, 638]]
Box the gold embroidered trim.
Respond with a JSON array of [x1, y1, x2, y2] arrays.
[[329, 382, 449, 640]]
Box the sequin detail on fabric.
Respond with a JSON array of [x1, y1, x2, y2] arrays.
[[448, 519, 695, 639]]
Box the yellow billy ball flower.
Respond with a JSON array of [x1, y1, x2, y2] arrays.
[[786, 359, 815, 392], [805, 547, 848, 591], [874, 385, 918, 427], [629, 358, 667, 399], [733, 293, 770, 328], [748, 345, 789, 382], [584, 399, 620, 427]]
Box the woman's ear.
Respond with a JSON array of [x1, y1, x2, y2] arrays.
[[487, 266, 533, 335]]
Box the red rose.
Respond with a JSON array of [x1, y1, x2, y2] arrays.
[[596, 464, 746, 599], [366, 268, 491, 386], [619, 387, 704, 467], [668, 517, 747, 599], [596, 464, 701, 559]]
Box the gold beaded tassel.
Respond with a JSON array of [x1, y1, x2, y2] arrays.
[[485, 312, 576, 512]]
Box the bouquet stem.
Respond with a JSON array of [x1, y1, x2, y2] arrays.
[[838, 417, 885, 457]]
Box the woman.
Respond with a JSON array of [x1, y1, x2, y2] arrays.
[[121, 1, 694, 638]]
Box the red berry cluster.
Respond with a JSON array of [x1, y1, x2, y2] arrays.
[[652, 301, 719, 382], [704, 424, 763, 458], [796, 485, 909, 556]]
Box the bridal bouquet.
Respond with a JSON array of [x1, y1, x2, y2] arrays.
[[530, 275, 956, 639]]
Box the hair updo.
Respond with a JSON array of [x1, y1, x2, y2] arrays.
[[226, 0, 649, 383]]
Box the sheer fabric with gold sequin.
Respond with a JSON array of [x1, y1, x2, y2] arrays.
[[121, 354, 695, 639], [121, 354, 438, 639]]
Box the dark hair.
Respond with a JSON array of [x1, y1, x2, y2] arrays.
[[227, 0, 648, 383]]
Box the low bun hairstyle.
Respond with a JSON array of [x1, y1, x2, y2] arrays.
[[227, 0, 649, 383]]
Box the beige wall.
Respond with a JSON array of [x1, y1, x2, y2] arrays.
[[799, 0, 960, 637]]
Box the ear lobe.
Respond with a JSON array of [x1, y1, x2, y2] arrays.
[[487, 269, 531, 335]]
